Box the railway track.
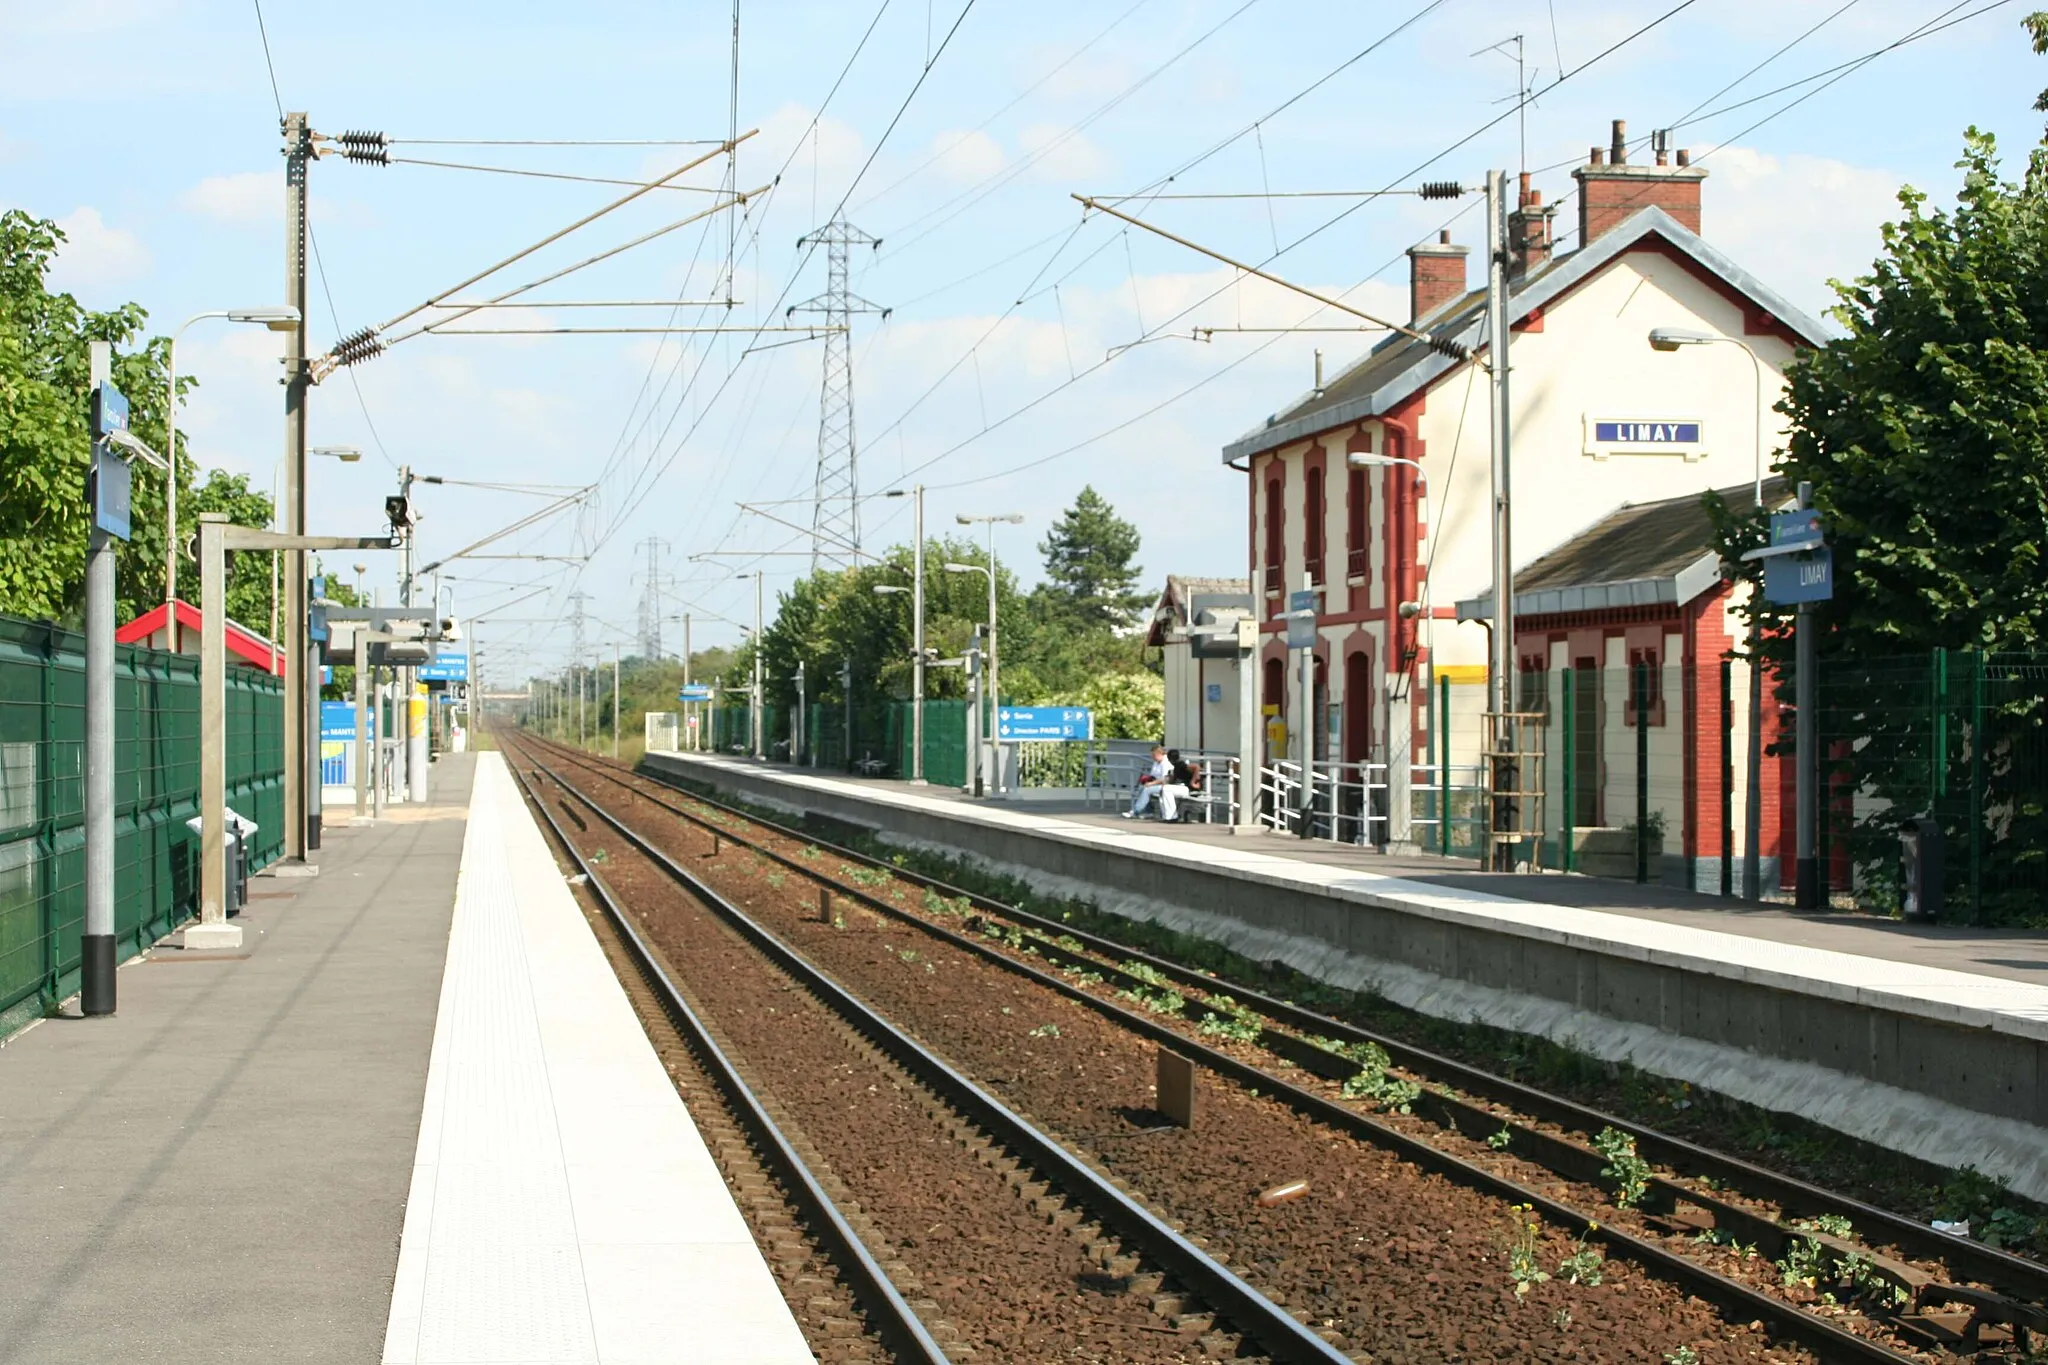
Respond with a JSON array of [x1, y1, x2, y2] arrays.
[[504, 733, 1354, 1364], [512, 731, 2047, 1362]]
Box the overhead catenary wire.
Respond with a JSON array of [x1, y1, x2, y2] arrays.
[[874, 0, 1705, 495], [368, 133, 757, 339], [384, 156, 732, 192]]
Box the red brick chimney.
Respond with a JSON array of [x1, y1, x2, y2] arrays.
[[1406, 230, 1469, 324], [1508, 172, 1556, 280], [1571, 118, 1706, 247]]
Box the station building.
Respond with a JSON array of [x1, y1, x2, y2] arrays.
[[1212, 117, 1830, 868]]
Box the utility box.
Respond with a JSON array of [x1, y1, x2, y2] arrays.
[[1900, 816, 1943, 923]]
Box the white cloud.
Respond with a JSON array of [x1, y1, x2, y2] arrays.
[[927, 129, 1006, 184], [743, 103, 867, 211], [1704, 146, 1905, 318], [180, 171, 275, 224], [1017, 123, 1115, 184], [0, 0, 170, 35], [48, 206, 150, 293]]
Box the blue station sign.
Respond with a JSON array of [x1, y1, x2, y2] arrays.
[[416, 652, 468, 682], [1765, 545, 1833, 604], [89, 446, 131, 540], [1594, 420, 1701, 444], [678, 684, 715, 703], [91, 383, 129, 439], [995, 706, 1092, 741]]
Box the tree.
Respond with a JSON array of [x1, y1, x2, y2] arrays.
[[0, 209, 267, 628], [1709, 124, 2048, 920], [2031, 11, 2048, 130], [1036, 486, 1146, 633]]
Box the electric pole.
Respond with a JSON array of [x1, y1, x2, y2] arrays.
[[788, 218, 888, 570], [1484, 168, 1517, 872], [637, 536, 668, 659], [282, 111, 314, 860]]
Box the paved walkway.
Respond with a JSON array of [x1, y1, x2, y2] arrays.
[[382, 754, 807, 1365], [0, 755, 473, 1365], [750, 763, 2048, 988]]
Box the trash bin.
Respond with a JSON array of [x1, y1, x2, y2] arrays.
[[1900, 816, 1943, 923], [184, 808, 261, 918]]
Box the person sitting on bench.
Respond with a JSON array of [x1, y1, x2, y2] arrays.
[[1122, 746, 1170, 819]]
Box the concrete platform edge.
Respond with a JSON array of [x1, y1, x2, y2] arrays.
[[652, 752, 2048, 1203]]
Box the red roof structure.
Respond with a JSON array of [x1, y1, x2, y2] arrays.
[[116, 600, 284, 676]]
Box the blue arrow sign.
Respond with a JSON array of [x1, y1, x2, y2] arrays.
[[995, 706, 1091, 741], [416, 652, 469, 682]]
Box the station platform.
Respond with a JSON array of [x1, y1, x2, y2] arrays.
[[647, 750, 2048, 1203], [0, 750, 808, 1365]]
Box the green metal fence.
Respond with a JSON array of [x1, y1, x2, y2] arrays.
[[0, 615, 284, 1029]]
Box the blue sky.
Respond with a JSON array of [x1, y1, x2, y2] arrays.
[[4, 0, 2042, 677]]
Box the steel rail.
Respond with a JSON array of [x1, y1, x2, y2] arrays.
[[515, 738, 1935, 1364], [503, 753, 952, 1365], [512, 743, 1355, 1365], [578, 741, 2048, 1306]]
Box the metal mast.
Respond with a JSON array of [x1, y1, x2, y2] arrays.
[[636, 536, 667, 658], [787, 219, 888, 571]]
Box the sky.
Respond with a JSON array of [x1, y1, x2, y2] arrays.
[[3, 0, 2043, 680]]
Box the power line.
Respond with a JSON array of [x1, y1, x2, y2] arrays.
[[250, 0, 284, 119], [391, 137, 726, 146], [386, 156, 729, 192]]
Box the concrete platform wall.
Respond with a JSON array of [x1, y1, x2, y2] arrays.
[[646, 752, 2048, 1201]]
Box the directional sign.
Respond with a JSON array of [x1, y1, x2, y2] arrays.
[[1764, 545, 1833, 604], [1770, 508, 1824, 552], [91, 383, 129, 439], [995, 705, 1091, 741], [319, 702, 357, 742], [679, 683, 715, 703], [416, 652, 468, 682]]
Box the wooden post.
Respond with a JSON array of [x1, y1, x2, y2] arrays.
[[1155, 1049, 1196, 1128]]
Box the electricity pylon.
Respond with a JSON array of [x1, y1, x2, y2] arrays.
[[787, 219, 888, 571]]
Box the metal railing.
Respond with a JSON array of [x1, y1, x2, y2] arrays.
[[1258, 758, 1390, 845], [1408, 761, 1488, 858]]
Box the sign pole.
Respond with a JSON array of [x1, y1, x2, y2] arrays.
[[82, 343, 120, 1012], [1794, 481, 1820, 909], [1234, 618, 1262, 835]]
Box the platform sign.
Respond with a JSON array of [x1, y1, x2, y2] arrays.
[[319, 702, 357, 741], [1764, 545, 1833, 604], [1286, 588, 1320, 650], [1593, 420, 1699, 444], [88, 446, 131, 539], [679, 683, 714, 703], [416, 651, 468, 682], [1769, 508, 1824, 552], [91, 383, 129, 439], [995, 706, 1091, 741]]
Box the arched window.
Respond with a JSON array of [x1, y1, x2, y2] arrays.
[[1346, 466, 1368, 582]]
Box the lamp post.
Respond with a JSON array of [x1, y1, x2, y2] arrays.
[[733, 571, 765, 759], [953, 512, 1023, 794], [1649, 326, 1769, 901], [884, 486, 926, 781], [166, 306, 300, 649]]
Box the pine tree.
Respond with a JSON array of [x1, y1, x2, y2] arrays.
[[1036, 486, 1145, 632]]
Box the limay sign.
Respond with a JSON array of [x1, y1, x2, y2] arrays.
[[678, 684, 714, 703], [1586, 415, 1706, 461], [1764, 546, 1833, 605]]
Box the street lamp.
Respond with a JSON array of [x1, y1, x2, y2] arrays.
[[1649, 325, 1770, 901], [953, 512, 1023, 794], [164, 305, 301, 645], [884, 486, 927, 781]]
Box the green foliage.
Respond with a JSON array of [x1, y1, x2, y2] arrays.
[[1195, 993, 1264, 1044], [1079, 669, 1165, 740], [1663, 1348, 1699, 1365], [1487, 1125, 1514, 1150], [1502, 1204, 1550, 1297], [0, 209, 272, 626], [1591, 1127, 1651, 1208], [1332, 1038, 1422, 1113], [1035, 485, 1146, 632], [1708, 128, 2048, 921], [1028, 1021, 1061, 1038], [1556, 1230, 1605, 1287]]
